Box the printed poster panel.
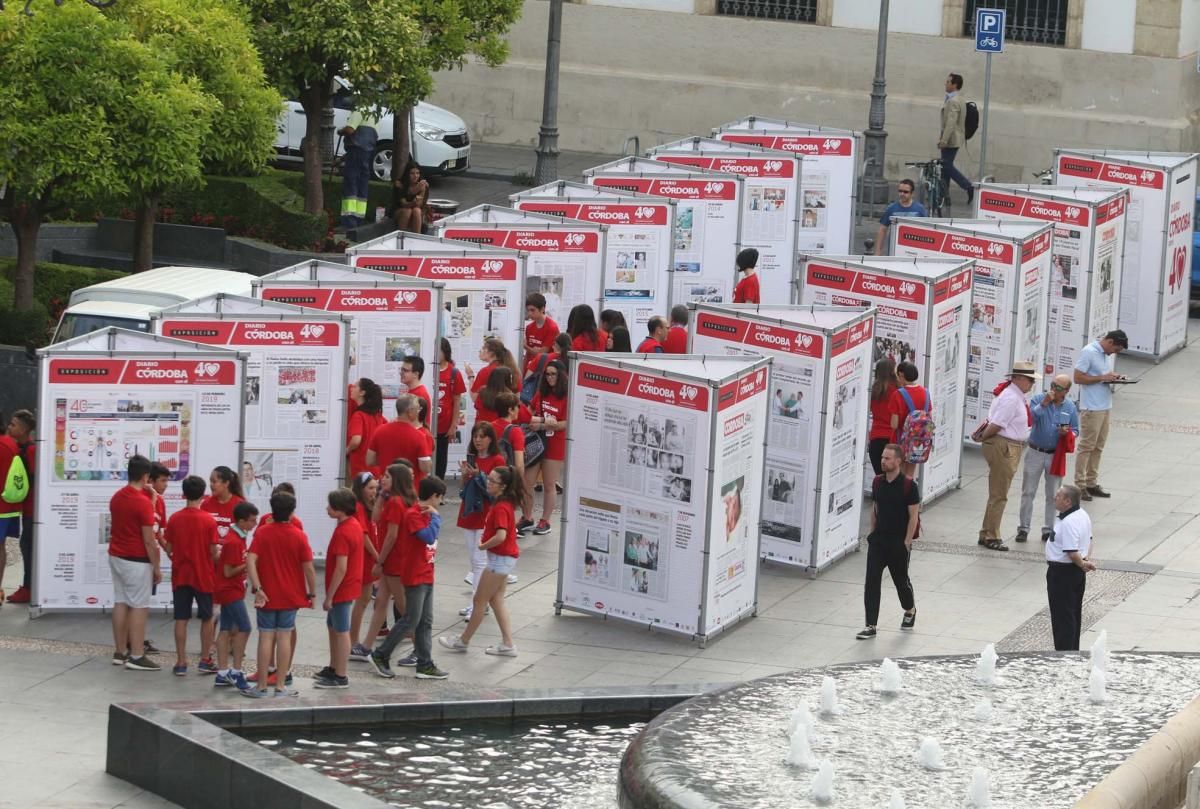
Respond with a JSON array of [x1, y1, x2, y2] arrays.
[[560, 362, 712, 634], [814, 319, 873, 564], [893, 223, 1050, 428], [587, 172, 742, 306], [926, 272, 973, 500], [155, 317, 348, 557], [715, 130, 855, 254], [690, 309, 825, 567], [512, 199, 673, 332], [433, 225, 603, 330], [36, 355, 243, 610], [651, 152, 801, 307], [704, 367, 769, 633], [1056, 152, 1196, 356]]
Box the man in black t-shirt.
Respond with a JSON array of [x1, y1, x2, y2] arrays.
[[857, 443, 921, 640]]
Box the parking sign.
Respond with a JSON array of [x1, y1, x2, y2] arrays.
[[975, 7, 1005, 53]]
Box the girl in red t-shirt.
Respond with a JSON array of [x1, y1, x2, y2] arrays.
[[346, 378, 386, 477], [524, 360, 568, 537], [438, 465, 525, 657], [868, 358, 899, 475], [202, 466, 245, 539], [435, 338, 467, 480], [466, 337, 520, 423], [457, 423, 505, 618], [364, 463, 417, 645], [567, 304, 607, 352], [349, 472, 382, 659]]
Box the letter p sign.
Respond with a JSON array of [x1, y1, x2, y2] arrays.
[[975, 8, 1005, 52]]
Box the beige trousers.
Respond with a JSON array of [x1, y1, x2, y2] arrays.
[[979, 436, 1024, 541], [1074, 409, 1111, 489]]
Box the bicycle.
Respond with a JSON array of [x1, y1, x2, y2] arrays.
[[905, 159, 949, 217]]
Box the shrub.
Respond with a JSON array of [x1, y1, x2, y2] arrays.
[[0, 260, 127, 346]]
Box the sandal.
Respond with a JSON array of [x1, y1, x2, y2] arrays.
[[980, 539, 1009, 552]]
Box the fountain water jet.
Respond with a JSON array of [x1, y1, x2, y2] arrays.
[[1091, 630, 1108, 673], [810, 761, 834, 804], [975, 643, 999, 685], [972, 698, 993, 722], [819, 676, 842, 716], [888, 788, 906, 808], [967, 767, 991, 807], [879, 658, 902, 695], [1089, 667, 1108, 704], [787, 700, 814, 736], [917, 736, 945, 770], [785, 723, 817, 769]]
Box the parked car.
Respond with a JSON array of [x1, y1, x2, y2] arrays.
[[274, 77, 470, 181]]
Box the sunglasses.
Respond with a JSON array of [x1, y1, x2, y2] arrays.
[[1050, 383, 1069, 392]]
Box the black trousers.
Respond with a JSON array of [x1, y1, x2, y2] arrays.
[[868, 437, 890, 476], [864, 535, 915, 626], [1047, 562, 1086, 651], [20, 516, 33, 590], [435, 434, 451, 481]]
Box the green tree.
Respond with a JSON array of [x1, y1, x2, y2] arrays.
[[0, 3, 212, 311], [109, 0, 281, 272], [244, 0, 423, 215]]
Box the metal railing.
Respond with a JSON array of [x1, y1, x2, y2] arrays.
[[962, 0, 1068, 46], [716, 0, 817, 23]]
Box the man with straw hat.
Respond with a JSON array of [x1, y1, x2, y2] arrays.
[[972, 361, 1040, 552]]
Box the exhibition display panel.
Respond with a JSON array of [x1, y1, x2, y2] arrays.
[[152, 294, 350, 557], [975, 184, 1128, 388], [556, 354, 771, 645], [510, 180, 677, 331], [796, 256, 973, 504], [1054, 149, 1198, 359], [891, 219, 1053, 433], [689, 303, 877, 570], [34, 329, 247, 611]]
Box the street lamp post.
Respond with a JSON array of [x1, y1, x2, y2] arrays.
[[533, 0, 564, 185], [861, 0, 890, 206]]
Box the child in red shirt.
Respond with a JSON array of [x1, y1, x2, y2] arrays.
[[349, 472, 382, 660], [490, 392, 532, 535], [202, 465, 245, 539], [316, 488, 365, 689], [363, 463, 418, 645], [165, 475, 220, 676], [369, 476, 447, 679], [732, 247, 760, 304], [524, 293, 560, 370], [525, 360, 568, 536], [214, 501, 258, 691], [108, 455, 161, 671], [439, 465, 524, 658], [457, 424, 505, 618], [245, 492, 315, 698]]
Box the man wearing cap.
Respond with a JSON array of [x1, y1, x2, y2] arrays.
[[1016, 373, 1079, 544], [732, 248, 760, 304], [1073, 330, 1127, 500], [973, 361, 1039, 552]]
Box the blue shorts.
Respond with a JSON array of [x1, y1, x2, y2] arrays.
[[486, 552, 518, 576], [0, 516, 19, 539], [218, 599, 251, 633], [325, 600, 353, 633], [173, 586, 214, 621], [256, 608, 297, 632]]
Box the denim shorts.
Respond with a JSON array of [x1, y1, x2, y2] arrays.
[[486, 552, 518, 576], [326, 600, 352, 633], [218, 599, 251, 633], [256, 608, 297, 632]]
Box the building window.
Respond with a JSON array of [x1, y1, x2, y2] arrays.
[[716, 0, 817, 23], [962, 0, 1067, 46]]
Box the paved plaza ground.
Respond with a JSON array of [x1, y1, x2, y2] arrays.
[[1, 147, 1196, 807]]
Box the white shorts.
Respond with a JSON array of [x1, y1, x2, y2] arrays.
[[110, 556, 153, 608]]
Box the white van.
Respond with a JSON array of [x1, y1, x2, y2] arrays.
[[52, 266, 257, 342]]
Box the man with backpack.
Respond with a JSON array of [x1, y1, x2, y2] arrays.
[[938, 73, 975, 205], [890, 362, 934, 480], [857, 443, 920, 640], [972, 361, 1039, 552], [0, 410, 32, 604]]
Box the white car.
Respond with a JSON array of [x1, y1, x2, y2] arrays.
[[274, 77, 471, 180]]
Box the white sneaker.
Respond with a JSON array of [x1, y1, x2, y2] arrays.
[[437, 634, 469, 652], [506, 574, 518, 585], [485, 643, 518, 657], [458, 606, 473, 618], [463, 572, 473, 586]]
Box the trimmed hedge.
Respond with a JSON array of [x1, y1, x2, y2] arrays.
[[160, 172, 328, 250], [0, 260, 127, 346], [276, 172, 394, 223]]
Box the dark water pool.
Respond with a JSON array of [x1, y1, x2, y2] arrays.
[[243, 714, 649, 808]]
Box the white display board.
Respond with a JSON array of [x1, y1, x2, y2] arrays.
[[433, 205, 606, 330], [252, 261, 443, 413], [555, 354, 770, 645], [647, 138, 802, 307], [713, 117, 861, 254], [891, 219, 1053, 432], [797, 256, 973, 504], [1054, 149, 1198, 359], [976, 184, 1129, 389], [690, 304, 877, 570], [34, 329, 246, 611], [152, 295, 350, 558], [510, 181, 677, 332], [585, 157, 745, 306]]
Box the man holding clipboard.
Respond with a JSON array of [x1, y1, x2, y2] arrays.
[[1073, 330, 1129, 501]]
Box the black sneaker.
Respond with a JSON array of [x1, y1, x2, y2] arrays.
[[901, 611, 916, 630], [516, 517, 535, 536], [367, 652, 395, 679], [1042, 530, 1053, 543], [415, 664, 449, 680], [314, 666, 335, 681], [143, 639, 160, 654], [125, 655, 161, 671], [1087, 485, 1112, 498], [313, 674, 349, 689], [855, 627, 877, 640], [1014, 530, 1028, 543]]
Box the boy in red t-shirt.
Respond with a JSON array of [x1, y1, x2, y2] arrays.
[[524, 293, 559, 370], [368, 476, 448, 680], [732, 247, 760, 304], [213, 501, 258, 691], [245, 492, 315, 698], [109, 454, 162, 671], [165, 475, 221, 676], [135, 462, 171, 658], [316, 488, 364, 689]]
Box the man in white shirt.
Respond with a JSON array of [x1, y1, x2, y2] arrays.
[[1045, 484, 1096, 651], [1073, 329, 1127, 500], [973, 361, 1038, 552]]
